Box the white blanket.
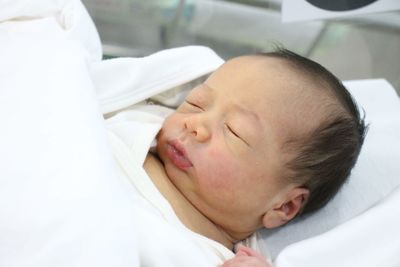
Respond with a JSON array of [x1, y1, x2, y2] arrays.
[[0, 1, 226, 266], [0, 27, 140, 267]]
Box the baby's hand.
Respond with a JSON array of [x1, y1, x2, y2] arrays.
[[220, 244, 272, 267]]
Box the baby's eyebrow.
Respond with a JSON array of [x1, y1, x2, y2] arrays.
[[203, 82, 261, 129], [229, 104, 263, 148], [233, 103, 261, 126], [199, 83, 214, 96]]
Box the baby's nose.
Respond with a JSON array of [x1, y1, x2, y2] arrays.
[[184, 116, 211, 142]]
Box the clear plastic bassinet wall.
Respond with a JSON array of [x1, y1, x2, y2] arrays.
[[82, 0, 400, 95]]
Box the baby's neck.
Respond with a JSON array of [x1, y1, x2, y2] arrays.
[[143, 153, 236, 250]]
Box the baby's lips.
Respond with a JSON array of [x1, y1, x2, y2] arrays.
[[166, 140, 193, 170]]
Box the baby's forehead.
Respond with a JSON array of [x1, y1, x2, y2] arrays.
[[225, 54, 292, 70], [219, 55, 325, 98], [242, 56, 337, 130], [210, 53, 337, 106], [222, 55, 316, 89]]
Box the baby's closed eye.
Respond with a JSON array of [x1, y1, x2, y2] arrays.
[[185, 100, 203, 110]]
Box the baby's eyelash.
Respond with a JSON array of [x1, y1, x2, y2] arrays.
[[185, 100, 203, 110], [225, 124, 250, 147], [225, 124, 240, 138]]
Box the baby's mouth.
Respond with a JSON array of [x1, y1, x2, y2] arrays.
[[166, 140, 193, 170]]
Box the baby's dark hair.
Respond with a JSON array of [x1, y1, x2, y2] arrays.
[[259, 48, 367, 216]]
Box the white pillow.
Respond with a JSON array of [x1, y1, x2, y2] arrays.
[[274, 185, 400, 267], [259, 79, 400, 260]]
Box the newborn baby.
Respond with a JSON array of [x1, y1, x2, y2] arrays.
[[110, 48, 366, 266]]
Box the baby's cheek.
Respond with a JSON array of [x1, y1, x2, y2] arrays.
[[204, 146, 239, 188]]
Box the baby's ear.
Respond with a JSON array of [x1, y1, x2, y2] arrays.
[[262, 187, 309, 229]]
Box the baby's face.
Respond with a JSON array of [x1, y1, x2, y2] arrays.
[[156, 56, 319, 237]]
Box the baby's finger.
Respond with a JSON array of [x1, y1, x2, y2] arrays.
[[235, 244, 251, 256], [220, 253, 251, 267], [235, 245, 268, 262], [235, 250, 248, 257], [220, 255, 273, 267]]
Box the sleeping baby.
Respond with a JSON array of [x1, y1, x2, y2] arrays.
[[107, 48, 366, 266]]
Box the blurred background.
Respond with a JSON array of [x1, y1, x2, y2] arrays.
[[82, 0, 400, 94]]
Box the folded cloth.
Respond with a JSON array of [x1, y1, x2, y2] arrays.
[[91, 46, 224, 114], [0, 26, 141, 267], [0, 0, 102, 62]]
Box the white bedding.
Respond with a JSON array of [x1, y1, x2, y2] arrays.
[[275, 186, 400, 267], [0, 1, 220, 266], [1, 1, 400, 266], [0, 31, 140, 267]]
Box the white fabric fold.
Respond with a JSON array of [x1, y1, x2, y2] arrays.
[[91, 46, 224, 114], [0, 27, 140, 267], [0, 0, 102, 62]]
